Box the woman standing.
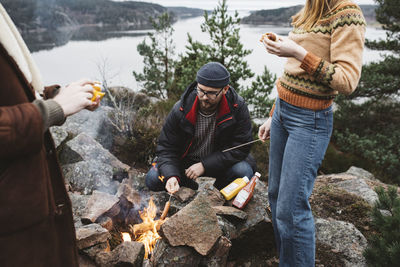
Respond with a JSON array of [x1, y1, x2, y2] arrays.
[[258, 0, 366, 266]]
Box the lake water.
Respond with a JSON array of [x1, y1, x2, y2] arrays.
[[30, 13, 388, 92]]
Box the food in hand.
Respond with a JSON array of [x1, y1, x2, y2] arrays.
[[260, 32, 277, 42], [91, 82, 105, 102]]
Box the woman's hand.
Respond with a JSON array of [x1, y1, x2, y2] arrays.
[[262, 36, 307, 62], [54, 79, 97, 117], [258, 117, 272, 141]]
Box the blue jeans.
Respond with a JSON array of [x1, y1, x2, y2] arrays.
[[268, 98, 333, 267], [145, 160, 254, 191]]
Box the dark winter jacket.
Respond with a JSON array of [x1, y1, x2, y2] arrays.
[[156, 82, 254, 184]]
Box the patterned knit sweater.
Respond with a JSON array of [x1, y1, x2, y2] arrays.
[[271, 1, 366, 114]]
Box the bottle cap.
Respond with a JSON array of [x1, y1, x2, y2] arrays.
[[255, 172, 261, 178], [243, 176, 249, 183]]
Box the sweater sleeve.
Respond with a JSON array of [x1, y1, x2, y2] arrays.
[[32, 99, 65, 132], [300, 6, 366, 95]]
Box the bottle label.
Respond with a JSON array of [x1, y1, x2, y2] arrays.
[[223, 183, 239, 194], [235, 190, 250, 204]]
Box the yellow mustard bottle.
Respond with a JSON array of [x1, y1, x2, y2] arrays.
[[220, 176, 249, 200], [91, 82, 105, 102]]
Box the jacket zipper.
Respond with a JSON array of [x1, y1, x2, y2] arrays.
[[181, 139, 194, 159]]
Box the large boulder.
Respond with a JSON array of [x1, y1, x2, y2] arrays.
[[60, 133, 130, 194], [345, 166, 376, 181], [317, 172, 378, 206], [57, 105, 116, 150], [316, 218, 367, 267], [160, 195, 222, 256]]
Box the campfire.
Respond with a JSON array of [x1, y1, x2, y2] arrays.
[[120, 197, 170, 259]]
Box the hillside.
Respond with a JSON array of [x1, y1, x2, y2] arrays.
[[167, 6, 205, 19], [0, 0, 169, 32], [241, 4, 378, 26]]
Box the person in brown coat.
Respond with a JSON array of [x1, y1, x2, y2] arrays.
[[0, 4, 100, 266]]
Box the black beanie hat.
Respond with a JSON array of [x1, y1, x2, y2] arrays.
[[196, 62, 230, 88]]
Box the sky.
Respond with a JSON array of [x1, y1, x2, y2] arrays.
[[113, 0, 376, 10]]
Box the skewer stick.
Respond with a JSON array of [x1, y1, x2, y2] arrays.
[[222, 139, 262, 153]]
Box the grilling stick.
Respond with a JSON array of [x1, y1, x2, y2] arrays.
[[222, 139, 261, 153]]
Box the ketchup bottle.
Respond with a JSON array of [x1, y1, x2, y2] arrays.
[[232, 172, 261, 209]]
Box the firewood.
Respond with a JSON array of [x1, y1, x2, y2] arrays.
[[130, 220, 164, 236]]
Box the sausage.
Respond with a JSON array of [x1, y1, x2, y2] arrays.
[[160, 201, 170, 220], [260, 32, 277, 42]]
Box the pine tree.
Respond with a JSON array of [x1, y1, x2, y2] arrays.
[[133, 12, 175, 99], [241, 66, 276, 118], [333, 0, 400, 184], [174, 0, 254, 94], [363, 186, 400, 266]]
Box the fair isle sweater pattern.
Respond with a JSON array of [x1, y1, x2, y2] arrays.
[[278, 2, 366, 102]]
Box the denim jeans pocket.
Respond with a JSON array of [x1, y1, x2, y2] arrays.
[[323, 108, 333, 138]]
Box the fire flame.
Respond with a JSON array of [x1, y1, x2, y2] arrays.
[[129, 197, 164, 259], [121, 232, 132, 242]]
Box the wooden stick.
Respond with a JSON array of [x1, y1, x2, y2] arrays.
[[222, 139, 261, 153]]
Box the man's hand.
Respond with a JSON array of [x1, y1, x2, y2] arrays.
[[54, 79, 98, 117], [185, 162, 205, 180], [258, 117, 272, 141], [165, 177, 179, 194]]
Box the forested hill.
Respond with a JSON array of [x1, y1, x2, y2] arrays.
[[0, 0, 169, 31], [241, 4, 377, 26]]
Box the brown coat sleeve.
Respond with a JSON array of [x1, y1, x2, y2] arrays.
[[0, 103, 44, 159]]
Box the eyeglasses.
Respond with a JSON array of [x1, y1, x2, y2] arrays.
[[196, 86, 224, 100]]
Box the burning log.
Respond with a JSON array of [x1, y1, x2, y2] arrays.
[[127, 197, 172, 259], [130, 219, 164, 237]]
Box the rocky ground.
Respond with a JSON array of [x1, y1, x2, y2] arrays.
[[49, 91, 398, 266]]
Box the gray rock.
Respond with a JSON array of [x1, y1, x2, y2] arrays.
[[160, 195, 222, 256], [217, 215, 239, 240], [197, 177, 217, 190], [50, 126, 68, 148], [345, 166, 376, 181], [150, 239, 202, 266], [116, 179, 142, 205], [201, 236, 232, 267], [335, 177, 378, 206], [62, 133, 130, 171], [60, 105, 115, 149], [82, 191, 119, 223], [62, 161, 120, 195], [75, 223, 110, 250], [68, 192, 90, 226], [213, 206, 248, 221], [60, 133, 130, 195], [175, 187, 196, 203], [236, 180, 272, 235], [227, 180, 275, 259], [96, 241, 145, 267], [196, 179, 226, 207], [315, 218, 367, 267]]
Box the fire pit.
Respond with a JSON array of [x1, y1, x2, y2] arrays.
[[73, 176, 274, 266]]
